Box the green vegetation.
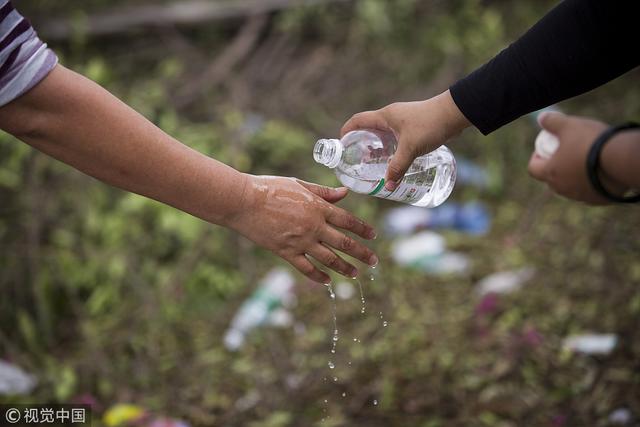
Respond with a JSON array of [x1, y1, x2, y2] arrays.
[[1, 1, 639, 425]]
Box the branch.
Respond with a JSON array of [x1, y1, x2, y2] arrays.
[[174, 13, 269, 108], [38, 0, 351, 41]]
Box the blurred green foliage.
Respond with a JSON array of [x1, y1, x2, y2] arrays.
[[1, 0, 639, 426]]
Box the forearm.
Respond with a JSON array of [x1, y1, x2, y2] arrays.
[[600, 130, 640, 191], [0, 64, 246, 226], [451, 0, 640, 135], [435, 90, 471, 139]]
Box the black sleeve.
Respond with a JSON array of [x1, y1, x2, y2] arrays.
[[449, 0, 640, 135]]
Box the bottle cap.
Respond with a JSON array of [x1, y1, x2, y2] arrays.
[[535, 130, 559, 159]]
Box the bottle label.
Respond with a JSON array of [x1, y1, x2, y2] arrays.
[[368, 178, 430, 203]]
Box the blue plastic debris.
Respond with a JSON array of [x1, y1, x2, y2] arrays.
[[384, 202, 490, 236]]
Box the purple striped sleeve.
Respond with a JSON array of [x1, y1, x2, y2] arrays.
[[0, 0, 58, 107]]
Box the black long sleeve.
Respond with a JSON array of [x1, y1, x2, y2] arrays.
[[450, 0, 640, 135]]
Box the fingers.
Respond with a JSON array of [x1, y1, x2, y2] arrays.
[[538, 111, 568, 134], [527, 152, 549, 182], [321, 227, 378, 267], [326, 206, 376, 240], [384, 142, 415, 191], [289, 255, 331, 284], [297, 180, 348, 203], [341, 110, 389, 137], [308, 244, 358, 278]]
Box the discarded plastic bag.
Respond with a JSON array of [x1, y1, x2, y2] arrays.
[[391, 231, 470, 275], [0, 360, 37, 396], [224, 268, 296, 351], [563, 333, 617, 355], [475, 267, 535, 296]]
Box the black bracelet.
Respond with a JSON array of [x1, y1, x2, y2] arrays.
[[586, 122, 640, 203]]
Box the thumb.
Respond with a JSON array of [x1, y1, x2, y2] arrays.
[[341, 110, 389, 137], [296, 180, 348, 203], [527, 151, 549, 182], [538, 111, 568, 135], [385, 144, 414, 191]]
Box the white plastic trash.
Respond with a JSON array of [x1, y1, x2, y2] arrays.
[[223, 268, 296, 351], [609, 408, 633, 425], [335, 281, 355, 300], [475, 267, 536, 296], [425, 252, 470, 275], [0, 360, 37, 396], [391, 231, 469, 275], [391, 231, 445, 265], [384, 206, 430, 236], [268, 308, 293, 328], [563, 333, 618, 355]]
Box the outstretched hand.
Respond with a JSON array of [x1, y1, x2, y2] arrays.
[[341, 90, 470, 191], [527, 112, 628, 204], [226, 175, 378, 283]]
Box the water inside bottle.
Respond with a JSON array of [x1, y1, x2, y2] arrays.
[[335, 151, 455, 207], [314, 130, 456, 207]]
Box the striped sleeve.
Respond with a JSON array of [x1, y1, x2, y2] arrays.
[[0, 0, 57, 107]]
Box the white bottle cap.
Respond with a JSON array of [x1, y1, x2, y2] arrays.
[[534, 130, 559, 159]]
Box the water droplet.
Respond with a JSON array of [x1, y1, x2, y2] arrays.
[[328, 361, 335, 369], [383, 321, 388, 327], [373, 399, 378, 406], [325, 283, 336, 300], [326, 283, 338, 357], [356, 279, 366, 315]]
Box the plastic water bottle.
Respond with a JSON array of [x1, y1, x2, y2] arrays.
[[313, 130, 456, 207], [223, 268, 295, 351]]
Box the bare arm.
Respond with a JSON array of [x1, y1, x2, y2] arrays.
[[0, 65, 244, 225], [0, 65, 378, 282]]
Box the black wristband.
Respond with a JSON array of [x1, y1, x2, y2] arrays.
[[586, 122, 640, 203]]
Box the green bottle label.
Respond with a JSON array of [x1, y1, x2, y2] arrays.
[[368, 178, 386, 195]]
